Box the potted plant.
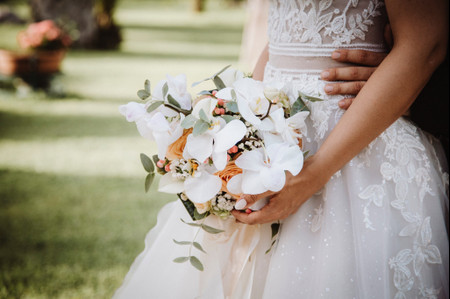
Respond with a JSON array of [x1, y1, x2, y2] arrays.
[[0, 19, 72, 76]]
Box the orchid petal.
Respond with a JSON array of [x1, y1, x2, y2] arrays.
[[153, 130, 175, 159], [218, 68, 244, 87], [186, 134, 213, 163], [119, 102, 147, 122], [185, 173, 222, 203], [147, 112, 170, 132], [241, 171, 268, 194], [261, 166, 285, 192], [192, 97, 217, 120], [158, 173, 185, 193], [213, 120, 247, 152], [237, 97, 261, 126], [212, 150, 228, 171], [227, 173, 243, 195], [235, 149, 265, 172], [135, 119, 154, 140], [259, 118, 275, 132], [270, 144, 304, 175], [215, 87, 234, 101]]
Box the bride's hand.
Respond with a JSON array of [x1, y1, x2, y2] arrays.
[[231, 156, 330, 225]]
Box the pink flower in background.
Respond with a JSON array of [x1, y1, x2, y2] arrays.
[[17, 20, 72, 51]]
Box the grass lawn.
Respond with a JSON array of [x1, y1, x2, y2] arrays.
[[0, 1, 245, 298]]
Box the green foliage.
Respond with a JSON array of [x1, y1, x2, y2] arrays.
[[0, 1, 245, 296]]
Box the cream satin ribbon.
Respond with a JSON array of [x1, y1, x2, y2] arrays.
[[200, 216, 263, 299]]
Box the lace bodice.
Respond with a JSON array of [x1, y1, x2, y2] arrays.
[[267, 0, 388, 73]]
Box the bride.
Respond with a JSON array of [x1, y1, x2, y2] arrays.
[[114, 0, 449, 298]]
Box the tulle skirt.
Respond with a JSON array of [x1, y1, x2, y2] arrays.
[[113, 72, 449, 299]]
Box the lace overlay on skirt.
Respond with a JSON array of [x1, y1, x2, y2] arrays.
[[113, 0, 449, 298]]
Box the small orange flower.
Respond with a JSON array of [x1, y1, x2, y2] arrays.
[[166, 128, 192, 160]]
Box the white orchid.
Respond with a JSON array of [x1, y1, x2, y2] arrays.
[[158, 160, 222, 204], [119, 102, 184, 159], [217, 67, 244, 87], [227, 143, 304, 195], [215, 77, 267, 126], [151, 74, 192, 112], [184, 97, 247, 170], [260, 108, 309, 147]]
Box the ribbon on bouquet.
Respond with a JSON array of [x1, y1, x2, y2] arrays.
[[198, 216, 265, 299]]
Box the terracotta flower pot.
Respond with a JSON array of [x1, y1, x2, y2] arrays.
[[0, 49, 66, 76]]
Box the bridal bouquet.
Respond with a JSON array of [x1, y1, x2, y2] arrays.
[[120, 66, 314, 219]]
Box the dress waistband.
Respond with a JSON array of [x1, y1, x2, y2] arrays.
[[268, 53, 353, 74]]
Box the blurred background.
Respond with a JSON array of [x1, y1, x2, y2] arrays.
[[0, 0, 266, 297]]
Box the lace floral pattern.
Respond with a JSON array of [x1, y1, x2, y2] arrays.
[[264, 1, 447, 297], [268, 0, 385, 47], [357, 120, 446, 298]]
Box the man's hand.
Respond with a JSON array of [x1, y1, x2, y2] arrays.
[[323, 24, 393, 109], [321, 49, 387, 109]]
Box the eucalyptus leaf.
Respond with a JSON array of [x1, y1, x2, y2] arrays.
[[193, 208, 209, 221], [231, 89, 237, 101], [298, 91, 323, 102], [162, 82, 169, 98], [144, 79, 151, 93], [193, 242, 207, 253], [191, 65, 231, 87], [198, 90, 213, 96], [167, 94, 181, 108], [189, 256, 204, 271], [173, 239, 192, 246], [265, 240, 277, 254], [271, 222, 280, 239], [147, 101, 163, 113], [201, 224, 225, 234], [225, 101, 239, 113], [178, 196, 197, 221], [181, 114, 197, 129], [214, 64, 232, 78], [144, 173, 155, 193], [180, 218, 202, 227], [193, 120, 210, 136], [291, 96, 310, 115], [140, 153, 155, 173], [213, 76, 226, 90], [221, 115, 235, 123], [137, 89, 150, 100], [303, 150, 310, 158], [173, 257, 189, 263], [198, 109, 210, 123]]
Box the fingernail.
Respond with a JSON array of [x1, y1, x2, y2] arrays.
[[338, 100, 345, 108], [331, 51, 341, 59], [235, 199, 247, 210], [324, 85, 333, 93], [320, 71, 330, 79]]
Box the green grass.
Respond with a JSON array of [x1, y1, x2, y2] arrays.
[[0, 1, 245, 298]]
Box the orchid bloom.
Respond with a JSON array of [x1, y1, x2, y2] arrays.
[[227, 143, 304, 195], [260, 108, 309, 147], [217, 67, 244, 87], [158, 161, 222, 204], [119, 102, 184, 159], [184, 97, 247, 171], [215, 78, 267, 126]]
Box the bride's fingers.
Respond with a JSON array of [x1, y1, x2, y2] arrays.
[[232, 205, 279, 225], [235, 191, 275, 210]]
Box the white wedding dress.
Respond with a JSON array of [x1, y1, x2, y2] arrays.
[[113, 0, 449, 298]]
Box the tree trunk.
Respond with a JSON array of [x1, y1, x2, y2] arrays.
[[192, 0, 205, 12]]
